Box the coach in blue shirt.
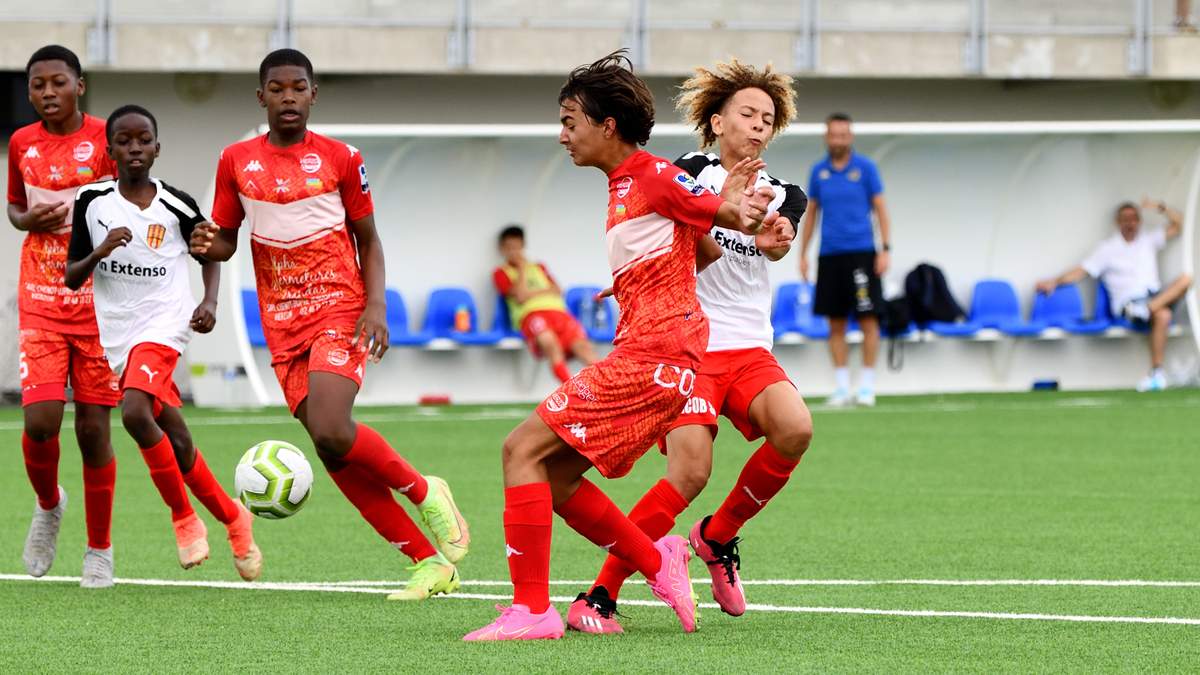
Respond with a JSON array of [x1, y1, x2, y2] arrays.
[[799, 112, 893, 407]]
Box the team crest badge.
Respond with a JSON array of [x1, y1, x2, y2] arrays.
[[146, 223, 166, 249], [848, 168, 861, 182]]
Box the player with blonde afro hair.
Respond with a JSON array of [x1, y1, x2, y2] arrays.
[[567, 58, 814, 634]]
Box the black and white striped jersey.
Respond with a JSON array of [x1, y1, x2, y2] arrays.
[[68, 178, 207, 372], [675, 152, 808, 351]]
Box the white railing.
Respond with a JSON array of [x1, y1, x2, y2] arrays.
[[46, 0, 1181, 75]]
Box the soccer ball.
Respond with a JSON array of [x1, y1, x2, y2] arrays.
[[234, 440, 314, 519]]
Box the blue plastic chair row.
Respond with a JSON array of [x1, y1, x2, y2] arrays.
[[769, 279, 1160, 341], [241, 286, 619, 348], [928, 279, 1146, 338]]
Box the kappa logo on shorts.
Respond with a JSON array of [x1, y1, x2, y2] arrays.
[[545, 391, 568, 412], [653, 364, 696, 397], [327, 349, 350, 367], [563, 422, 587, 443], [682, 396, 716, 416]]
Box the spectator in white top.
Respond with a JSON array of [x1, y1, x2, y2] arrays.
[[1037, 198, 1192, 392]]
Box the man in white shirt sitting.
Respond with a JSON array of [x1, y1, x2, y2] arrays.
[[1037, 198, 1192, 391]]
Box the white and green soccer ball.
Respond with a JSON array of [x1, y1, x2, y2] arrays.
[[234, 440, 313, 519]]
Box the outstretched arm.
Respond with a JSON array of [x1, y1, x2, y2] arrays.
[[798, 198, 820, 281], [190, 222, 239, 262], [1035, 266, 1088, 295]]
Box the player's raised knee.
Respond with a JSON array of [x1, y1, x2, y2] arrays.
[[1154, 307, 1172, 325], [307, 421, 357, 457], [771, 413, 813, 460]]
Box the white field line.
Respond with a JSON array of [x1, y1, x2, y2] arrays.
[[2, 397, 1198, 432], [3, 574, 1199, 627]]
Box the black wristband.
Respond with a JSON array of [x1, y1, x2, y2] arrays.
[[882, 243, 891, 252]]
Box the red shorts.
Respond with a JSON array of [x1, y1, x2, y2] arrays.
[[271, 324, 367, 414], [120, 342, 184, 412], [521, 310, 587, 358], [19, 328, 120, 407], [537, 355, 697, 479], [667, 347, 792, 442]]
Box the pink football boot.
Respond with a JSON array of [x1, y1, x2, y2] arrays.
[[646, 535, 698, 632], [689, 516, 746, 617], [463, 604, 565, 641]]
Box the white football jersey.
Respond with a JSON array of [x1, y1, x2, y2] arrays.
[[70, 178, 207, 372], [675, 152, 807, 352]]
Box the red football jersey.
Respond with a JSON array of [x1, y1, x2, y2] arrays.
[[7, 114, 114, 333], [211, 132, 375, 355], [605, 150, 724, 367]]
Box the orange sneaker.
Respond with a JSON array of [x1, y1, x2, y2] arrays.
[[173, 514, 209, 569], [226, 502, 262, 581]]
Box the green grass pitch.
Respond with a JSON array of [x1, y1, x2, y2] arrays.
[[1, 390, 1197, 672]]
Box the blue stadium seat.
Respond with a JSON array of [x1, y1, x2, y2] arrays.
[[240, 289, 267, 347], [564, 285, 618, 342], [772, 282, 829, 340], [384, 289, 433, 346], [490, 294, 521, 338], [1032, 285, 1108, 335], [930, 279, 1045, 337], [421, 287, 503, 345]]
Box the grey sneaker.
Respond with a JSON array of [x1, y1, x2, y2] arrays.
[[23, 486, 67, 577], [81, 546, 114, 589]]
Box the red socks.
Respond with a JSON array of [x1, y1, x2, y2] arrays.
[[22, 433, 61, 510], [344, 423, 429, 504], [82, 459, 116, 550], [182, 450, 239, 525], [328, 463, 437, 563], [139, 434, 195, 521], [705, 441, 800, 544], [504, 483, 554, 613], [551, 361, 572, 384], [555, 479, 660, 581], [593, 479, 689, 598]]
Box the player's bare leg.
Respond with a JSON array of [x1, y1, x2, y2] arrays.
[[299, 372, 463, 594], [467, 415, 697, 641], [569, 338, 601, 366], [22, 401, 68, 577], [123, 390, 208, 568], [570, 425, 713, 634], [1149, 308, 1171, 372], [534, 330, 572, 383], [857, 314, 880, 406], [74, 402, 117, 588], [156, 405, 261, 579], [1148, 273, 1192, 312], [690, 383, 812, 616], [826, 317, 853, 406]]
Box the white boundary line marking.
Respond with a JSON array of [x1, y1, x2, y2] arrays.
[[3, 574, 1198, 627], [9, 574, 1198, 589], [2, 397, 1198, 431]]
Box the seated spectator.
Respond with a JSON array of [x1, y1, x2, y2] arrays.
[[492, 225, 599, 383], [1037, 198, 1192, 391]]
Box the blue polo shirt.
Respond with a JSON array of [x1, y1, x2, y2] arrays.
[[808, 152, 882, 256]]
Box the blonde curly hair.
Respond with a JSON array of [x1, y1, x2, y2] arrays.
[[676, 58, 797, 149]]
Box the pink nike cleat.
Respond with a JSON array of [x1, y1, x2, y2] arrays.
[[566, 587, 623, 634], [689, 516, 746, 617], [646, 535, 698, 633], [463, 604, 565, 641]]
